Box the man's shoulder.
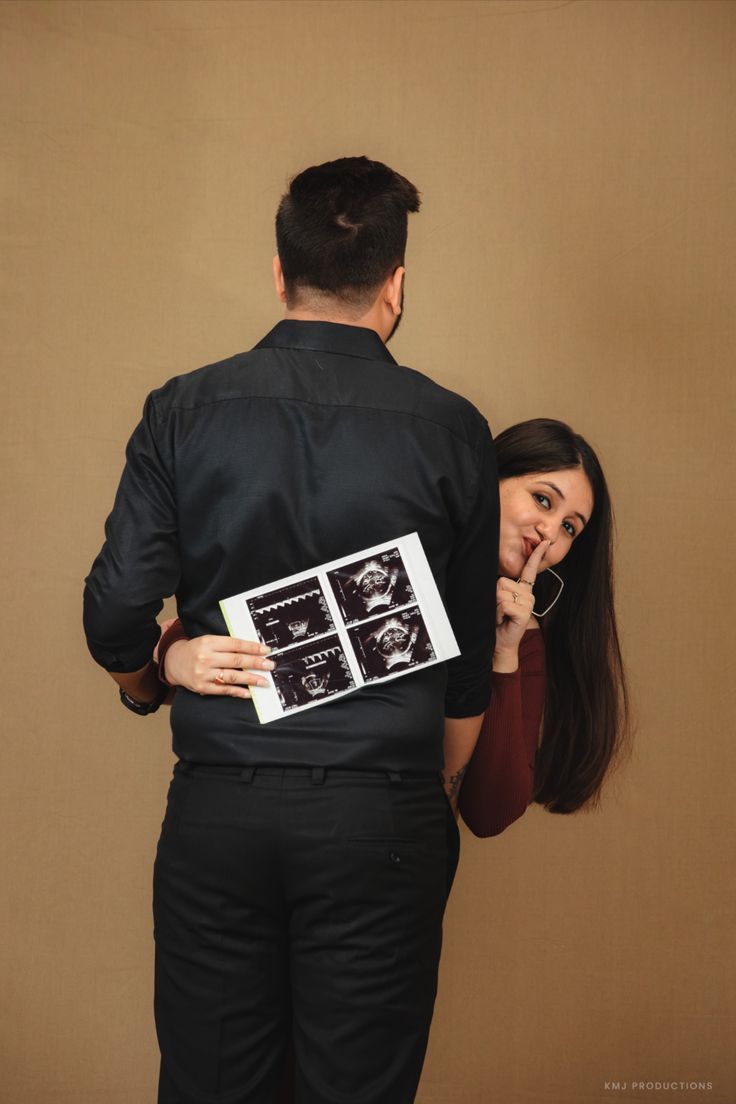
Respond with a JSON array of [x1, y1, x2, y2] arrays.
[[146, 349, 258, 410], [391, 359, 490, 445], [146, 343, 490, 450], [396, 359, 485, 417]]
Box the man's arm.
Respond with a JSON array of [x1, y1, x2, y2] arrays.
[[442, 713, 485, 815], [112, 658, 175, 704], [83, 390, 181, 688]]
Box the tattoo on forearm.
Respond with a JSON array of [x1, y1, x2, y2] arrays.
[[444, 764, 468, 803]]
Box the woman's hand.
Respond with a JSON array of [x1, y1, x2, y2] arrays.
[[494, 539, 549, 671], [164, 635, 275, 699]]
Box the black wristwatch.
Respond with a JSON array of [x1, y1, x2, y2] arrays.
[[119, 684, 168, 716]]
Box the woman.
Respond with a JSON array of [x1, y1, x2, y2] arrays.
[[455, 417, 629, 834], [155, 418, 629, 835]]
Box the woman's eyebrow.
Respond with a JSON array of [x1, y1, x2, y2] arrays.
[[538, 481, 588, 527]]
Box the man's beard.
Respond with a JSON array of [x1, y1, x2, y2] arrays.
[[386, 284, 405, 342]]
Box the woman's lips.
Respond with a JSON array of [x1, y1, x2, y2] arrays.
[[521, 537, 537, 562]]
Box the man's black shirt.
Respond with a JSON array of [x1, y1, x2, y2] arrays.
[[84, 320, 499, 770]]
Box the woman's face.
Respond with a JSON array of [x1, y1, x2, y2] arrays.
[[498, 467, 594, 579]]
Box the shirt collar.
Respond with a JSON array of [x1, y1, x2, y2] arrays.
[[254, 319, 397, 365]]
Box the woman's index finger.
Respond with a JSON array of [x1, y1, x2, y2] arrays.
[[519, 539, 550, 585], [215, 636, 271, 656]]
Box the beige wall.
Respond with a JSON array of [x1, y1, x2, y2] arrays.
[[2, 1, 735, 1101]]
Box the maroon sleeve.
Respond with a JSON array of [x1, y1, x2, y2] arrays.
[[458, 628, 546, 837]]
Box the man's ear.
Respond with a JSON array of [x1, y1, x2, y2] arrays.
[[272, 255, 288, 304], [385, 266, 405, 316]]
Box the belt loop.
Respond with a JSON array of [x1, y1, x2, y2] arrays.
[[239, 766, 256, 784], [387, 770, 402, 785], [311, 767, 326, 785]]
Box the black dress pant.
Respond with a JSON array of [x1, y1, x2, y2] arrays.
[[153, 763, 461, 1104]]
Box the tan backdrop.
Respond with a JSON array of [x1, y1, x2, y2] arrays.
[[2, 1, 735, 1101]]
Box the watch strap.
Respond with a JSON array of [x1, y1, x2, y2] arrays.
[[119, 683, 168, 716]]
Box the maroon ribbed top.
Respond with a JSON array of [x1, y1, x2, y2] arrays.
[[458, 628, 546, 837]]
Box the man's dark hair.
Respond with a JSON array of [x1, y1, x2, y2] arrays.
[[275, 156, 421, 310]]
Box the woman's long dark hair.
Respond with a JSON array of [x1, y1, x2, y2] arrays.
[[495, 418, 630, 814]]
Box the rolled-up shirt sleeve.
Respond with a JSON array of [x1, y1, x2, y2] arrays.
[[443, 417, 499, 717], [83, 391, 180, 672]]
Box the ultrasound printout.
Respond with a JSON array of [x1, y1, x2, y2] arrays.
[[220, 532, 459, 724], [246, 578, 334, 650]]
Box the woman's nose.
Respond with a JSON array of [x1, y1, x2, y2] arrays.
[[536, 521, 555, 544]]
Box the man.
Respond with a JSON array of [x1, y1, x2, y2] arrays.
[[84, 156, 498, 1104]]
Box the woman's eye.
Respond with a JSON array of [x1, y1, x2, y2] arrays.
[[563, 520, 576, 537], [533, 493, 550, 509]]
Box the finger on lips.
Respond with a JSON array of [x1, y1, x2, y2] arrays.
[[519, 538, 551, 584]]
